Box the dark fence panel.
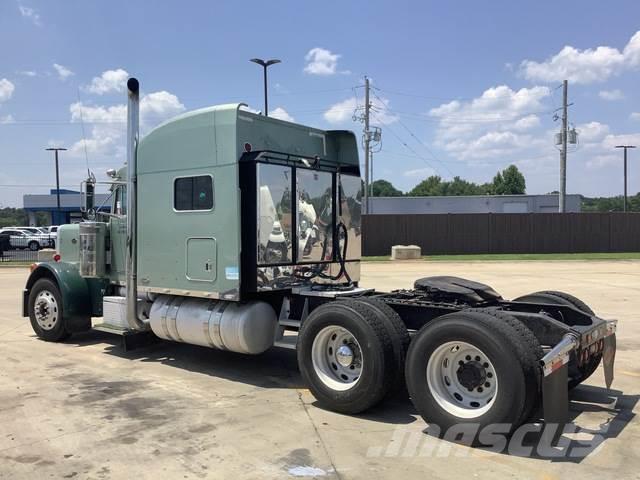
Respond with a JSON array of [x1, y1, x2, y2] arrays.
[[362, 212, 640, 256], [489, 214, 532, 254]]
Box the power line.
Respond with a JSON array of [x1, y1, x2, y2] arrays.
[[370, 111, 442, 177], [371, 91, 452, 176], [371, 90, 454, 177], [377, 86, 554, 103]]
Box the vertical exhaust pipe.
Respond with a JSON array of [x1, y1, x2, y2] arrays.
[[125, 78, 147, 331]]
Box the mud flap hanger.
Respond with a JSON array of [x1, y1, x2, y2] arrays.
[[541, 320, 617, 427]]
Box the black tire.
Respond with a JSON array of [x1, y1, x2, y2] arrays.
[[297, 299, 396, 414], [345, 297, 410, 393], [28, 278, 70, 342], [28, 241, 39, 251], [513, 290, 601, 389], [534, 290, 594, 315], [405, 309, 542, 434]]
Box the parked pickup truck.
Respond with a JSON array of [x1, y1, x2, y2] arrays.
[[0, 228, 51, 251]]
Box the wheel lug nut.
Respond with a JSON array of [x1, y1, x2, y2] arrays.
[[483, 362, 489, 368], [484, 382, 490, 388], [475, 356, 481, 362], [477, 387, 483, 393], [458, 360, 464, 366], [487, 372, 493, 378], [465, 355, 471, 361]]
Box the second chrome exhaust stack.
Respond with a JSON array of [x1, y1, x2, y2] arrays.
[[125, 77, 147, 331]]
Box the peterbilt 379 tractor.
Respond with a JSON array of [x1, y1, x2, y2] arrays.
[[23, 78, 616, 436]]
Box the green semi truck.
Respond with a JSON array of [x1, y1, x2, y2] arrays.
[[22, 78, 616, 437]]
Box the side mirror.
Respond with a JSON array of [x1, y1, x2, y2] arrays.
[[80, 174, 96, 220]]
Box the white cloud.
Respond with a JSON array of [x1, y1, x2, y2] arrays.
[[630, 112, 640, 121], [576, 121, 609, 143], [140, 91, 185, 126], [0, 78, 15, 102], [404, 167, 436, 178], [519, 31, 640, 84], [598, 89, 624, 101], [324, 95, 397, 125], [513, 114, 541, 131], [68, 89, 185, 159], [85, 69, 129, 95], [304, 48, 344, 75], [18, 70, 37, 77], [324, 97, 356, 123], [269, 107, 295, 122], [585, 154, 619, 170], [601, 132, 640, 150], [53, 63, 74, 81], [429, 85, 550, 159], [565, 126, 640, 171], [69, 102, 127, 124], [18, 4, 41, 26], [0, 114, 15, 124]]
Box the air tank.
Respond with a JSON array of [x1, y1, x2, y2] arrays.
[[149, 296, 278, 355]]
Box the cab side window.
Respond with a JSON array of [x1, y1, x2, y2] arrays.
[[174, 175, 214, 211]]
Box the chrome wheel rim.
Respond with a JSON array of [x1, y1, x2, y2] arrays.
[[34, 290, 59, 331], [426, 341, 498, 418], [311, 325, 363, 391]]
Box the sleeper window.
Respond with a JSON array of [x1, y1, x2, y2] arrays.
[[174, 175, 214, 211]]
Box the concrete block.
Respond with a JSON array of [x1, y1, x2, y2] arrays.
[[391, 245, 421, 260], [37, 249, 56, 262]]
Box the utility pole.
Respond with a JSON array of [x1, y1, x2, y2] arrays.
[[363, 76, 371, 214], [615, 145, 636, 212], [45, 147, 67, 222], [559, 79, 568, 213]]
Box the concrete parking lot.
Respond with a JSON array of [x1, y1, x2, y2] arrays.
[[1, 261, 639, 479]]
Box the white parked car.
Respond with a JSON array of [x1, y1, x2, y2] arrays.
[[0, 229, 50, 251], [13, 227, 56, 248]]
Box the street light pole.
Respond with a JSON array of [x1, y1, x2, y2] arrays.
[[45, 147, 67, 221], [250, 58, 281, 116], [615, 145, 636, 212]]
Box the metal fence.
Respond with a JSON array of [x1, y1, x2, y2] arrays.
[[0, 234, 56, 263], [362, 212, 640, 256]]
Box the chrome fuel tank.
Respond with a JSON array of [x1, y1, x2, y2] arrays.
[[149, 296, 277, 354]]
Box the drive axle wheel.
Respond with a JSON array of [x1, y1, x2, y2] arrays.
[[406, 309, 541, 434], [345, 297, 410, 393], [28, 278, 70, 342], [513, 290, 601, 389], [427, 341, 498, 417], [297, 300, 396, 414], [311, 325, 363, 390]]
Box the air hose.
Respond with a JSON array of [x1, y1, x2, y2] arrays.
[[295, 221, 352, 286]]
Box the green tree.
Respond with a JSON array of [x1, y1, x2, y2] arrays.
[[408, 175, 444, 196], [581, 193, 640, 212], [408, 175, 493, 196], [0, 208, 28, 228], [493, 165, 526, 194], [370, 179, 403, 197]]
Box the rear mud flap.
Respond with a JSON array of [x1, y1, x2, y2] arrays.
[[542, 361, 569, 431], [603, 333, 616, 389]]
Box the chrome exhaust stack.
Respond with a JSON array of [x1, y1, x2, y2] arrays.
[[125, 77, 147, 331]]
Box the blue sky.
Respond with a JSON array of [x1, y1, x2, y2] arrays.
[[1, 0, 640, 206]]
